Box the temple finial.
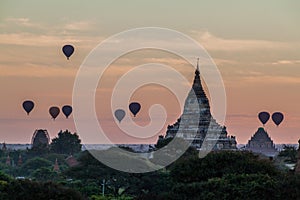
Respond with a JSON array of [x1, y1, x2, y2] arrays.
[[196, 58, 199, 72]]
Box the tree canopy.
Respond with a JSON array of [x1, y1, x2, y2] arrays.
[[50, 130, 82, 155]]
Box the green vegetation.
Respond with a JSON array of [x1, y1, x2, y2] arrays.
[[0, 173, 83, 200], [278, 145, 297, 163], [50, 130, 82, 155], [1, 135, 300, 199]]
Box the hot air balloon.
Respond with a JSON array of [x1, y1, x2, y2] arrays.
[[22, 100, 34, 115], [114, 109, 125, 123], [129, 102, 141, 117], [272, 112, 284, 126], [62, 45, 74, 60], [49, 106, 60, 120], [258, 111, 270, 126], [62, 105, 72, 119]]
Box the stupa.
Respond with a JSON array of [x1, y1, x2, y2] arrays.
[[245, 127, 278, 157]]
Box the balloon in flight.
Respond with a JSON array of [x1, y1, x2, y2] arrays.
[[258, 111, 270, 126], [272, 112, 284, 126], [22, 100, 34, 115], [62, 105, 72, 119], [114, 109, 126, 123], [129, 102, 141, 117], [62, 45, 74, 60], [49, 106, 60, 120]]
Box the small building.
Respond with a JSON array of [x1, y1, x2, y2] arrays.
[[65, 155, 79, 167], [245, 127, 278, 157]]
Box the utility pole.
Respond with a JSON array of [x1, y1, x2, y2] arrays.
[[101, 179, 105, 196]]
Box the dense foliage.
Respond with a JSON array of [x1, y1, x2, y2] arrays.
[[50, 130, 82, 155], [1, 139, 300, 199], [278, 145, 297, 163], [0, 177, 83, 200]]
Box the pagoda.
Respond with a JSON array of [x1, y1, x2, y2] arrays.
[[2, 142, 7, 151], [65, 155, 79, 167], [165, 59, 237, 150], [245, 127, 278, 157], [53, 158, 60, 172]]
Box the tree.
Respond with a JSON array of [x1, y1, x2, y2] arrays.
[[155, 136, 173, 149], [31, 167, 58, 182], [170, 151, 279, 183], [1, 179, 84, 200], [20, 157, 52, 177], [63, 150, 132, 197], [50, 130, 82, 155], [0, 171, 11, 182], [278, 145, 297, 163], [169, 174, 279, 200]]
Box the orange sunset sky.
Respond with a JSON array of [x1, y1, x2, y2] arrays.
[[0, 1, 300, 144]]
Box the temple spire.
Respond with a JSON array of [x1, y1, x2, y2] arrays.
[[195, 58, 200, 76], [53, 158, 60, 172]]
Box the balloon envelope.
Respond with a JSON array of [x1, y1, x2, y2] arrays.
[[62, 45, 74, 60], [258, 111, 270, 125], [22, 100, 34, 115], [129, 102, 141, 117], [49, 106, 60, 120], [114, 109, 126, 123], [272, 112, 284, 126], [62, 105, 72, 118]]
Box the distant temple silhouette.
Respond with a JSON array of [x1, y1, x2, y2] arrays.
[[245, 127, 278, 157], [165, 60, 237, 150], [31, 129, 50, 148], [2, 142, 7, 151]]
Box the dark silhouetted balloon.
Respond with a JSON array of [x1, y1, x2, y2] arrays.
[[62, 105, 72, 119], [62, 45, 74, 60], [49, 106, 60, 120], [22, 100, 34, 115], [114, 109, 126, 123], [258, 111, 270, 126], [272, 112, 284, 126], [129, 102, 141, 117]]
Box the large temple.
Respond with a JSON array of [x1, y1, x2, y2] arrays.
[[164, 60, 237, 150], [245, 127, 278, 157]]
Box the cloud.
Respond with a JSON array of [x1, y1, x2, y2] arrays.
[[190, 30, 291, 51], [242, 75, 300, 84], [227, 114, 255, 119], [213, 58, 239, 66], [0, 63, 78, 78], [271, 60, 300, 65], [0, 17, 102, 48], [4, 17, 39, 28], [0, 32, 102, 48], [64, 21, 95, 31]]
